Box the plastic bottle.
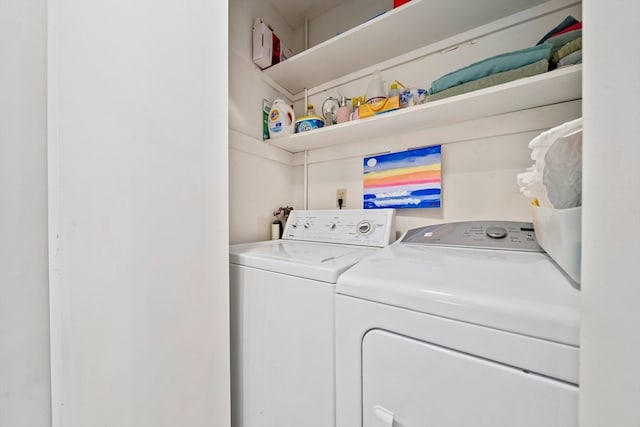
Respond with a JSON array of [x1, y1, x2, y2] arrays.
[[389, 82, 400, 98], [351, 97, 363, 121], [295, 104, 325, 133], [336, 96, 352, 124], [365, 70, 387, 104], [267, 99, 295, 139]]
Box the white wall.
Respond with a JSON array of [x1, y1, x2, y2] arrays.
[[229, 133, 294, 243], [0, 0, 51, 425], [47, 1, 229, 426], [307, 0, 390, 47], [292, 101, 581, 237], [580, 0, 640, 424], [229, 0, 296, 244]]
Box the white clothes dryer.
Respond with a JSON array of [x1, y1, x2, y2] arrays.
[[230, 209, 395, 427], [335, 221, 580, 427]]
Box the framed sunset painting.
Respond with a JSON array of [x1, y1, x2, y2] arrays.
[[363, 145, 442, 209]]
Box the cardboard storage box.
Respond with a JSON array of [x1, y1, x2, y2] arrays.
[[253, 18, 291, 69]]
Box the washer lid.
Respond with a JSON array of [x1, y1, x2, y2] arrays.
[[336, 243, 580, 346], [230, 240, 376, 283]]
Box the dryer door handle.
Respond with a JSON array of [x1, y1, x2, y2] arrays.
[[374, 405, 395, 427]]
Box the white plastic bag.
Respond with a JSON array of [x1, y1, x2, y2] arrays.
[[517, 117, 582, 209], [517, 118, 583, 283]]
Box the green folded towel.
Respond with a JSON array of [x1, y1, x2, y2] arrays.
[[553, 37, 582, 64], [428, 59, 549, 102], [558, 50, 582, 68], [429, 43, 553, 95]]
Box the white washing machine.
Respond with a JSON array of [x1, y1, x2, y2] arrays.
[[335, 221, 580, 427], [229, 209, 396, 427]]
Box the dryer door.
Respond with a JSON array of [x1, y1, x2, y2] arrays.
[[362, 330, 577, 427]]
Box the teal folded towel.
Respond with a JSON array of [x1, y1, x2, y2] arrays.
[[429, 43, 553, 94]]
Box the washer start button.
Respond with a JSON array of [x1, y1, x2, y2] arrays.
[[486, 226, 507, 239]]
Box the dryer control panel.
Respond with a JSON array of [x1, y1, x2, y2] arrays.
[[401, 221, 542, 252], [283, 209, 396, 247]]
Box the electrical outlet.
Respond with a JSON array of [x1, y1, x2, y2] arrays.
[[336, 189, 347, 208]]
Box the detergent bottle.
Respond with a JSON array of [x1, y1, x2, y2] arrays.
[[268, 99, 295, 138], [295, 104, 324, 133]]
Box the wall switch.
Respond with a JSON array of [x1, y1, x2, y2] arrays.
[[336, 189, 347, 208]]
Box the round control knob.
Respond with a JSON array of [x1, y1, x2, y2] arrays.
[[357, 221, 373, 235], [486, 225, 507, 239], [303, 222, 310, 229]]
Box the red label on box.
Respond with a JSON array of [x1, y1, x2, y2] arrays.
[[271, 33, 281, 66]]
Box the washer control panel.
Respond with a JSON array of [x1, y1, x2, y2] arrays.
[[401, 221, 542, 252], [283, 209, 396, 247]]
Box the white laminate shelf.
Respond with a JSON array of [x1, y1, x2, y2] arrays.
[[263, 0, 552, 95], [266, 64, 582, 154]]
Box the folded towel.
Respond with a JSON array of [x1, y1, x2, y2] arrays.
[[553, 37, 582, 64], [547, 22, 582, 39], [429, 43, 553, 94], [537, 16, 579, 45], [546, 29, 582, 50], [428, 59, 549, 101], [558, 49, 582, 68]]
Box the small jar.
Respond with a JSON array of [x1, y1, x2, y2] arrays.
[[351, 96, 363, 121]]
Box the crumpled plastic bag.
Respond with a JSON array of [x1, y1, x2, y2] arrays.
[[517, 118, 582, 208]]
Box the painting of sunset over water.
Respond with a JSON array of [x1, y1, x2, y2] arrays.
[[363, 145, 442, 209]]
